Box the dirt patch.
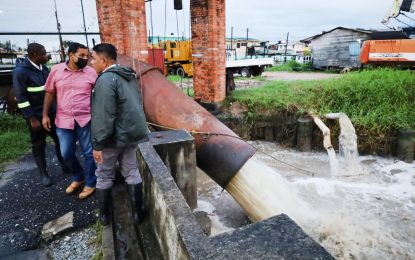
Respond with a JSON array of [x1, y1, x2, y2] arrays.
[[262, 71, 340, 81], [227, 102, 247, 118]]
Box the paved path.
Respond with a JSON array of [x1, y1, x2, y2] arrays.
[[0, 146, 96, 256]]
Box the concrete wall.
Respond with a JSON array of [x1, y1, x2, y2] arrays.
[[137, 141, 217, 260]]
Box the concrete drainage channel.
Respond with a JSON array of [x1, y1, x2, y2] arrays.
[[101, 130, 334, 260]]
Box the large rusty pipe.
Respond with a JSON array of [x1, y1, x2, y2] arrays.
[[117, 55, 256, 188]]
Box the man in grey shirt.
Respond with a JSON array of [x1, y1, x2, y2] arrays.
[[90, 43, 149, 225]]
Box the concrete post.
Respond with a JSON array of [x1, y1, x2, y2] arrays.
[[396, 129, 415, 163], [297, 118, 313, 152], [149, 130, 198, 210]]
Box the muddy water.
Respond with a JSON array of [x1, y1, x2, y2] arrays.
[[196, 140, 415, 259]]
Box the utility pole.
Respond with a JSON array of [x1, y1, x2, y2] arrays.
[[80, 0, 89, 49], [54, 0, 65, 62], [284, 32, 289, 63], [246, 27, 249, 58], [230, 26, 234, 51]]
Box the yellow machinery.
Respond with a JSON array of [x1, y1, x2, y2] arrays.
[[161, 40, 193, 77]]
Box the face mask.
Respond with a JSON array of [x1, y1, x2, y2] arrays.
[[75, 57, 88, 69]]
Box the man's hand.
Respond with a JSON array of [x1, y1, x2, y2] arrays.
[[42, 115, 51, 132], [93, 150, 103, 163], [29, 117, 42, 131]]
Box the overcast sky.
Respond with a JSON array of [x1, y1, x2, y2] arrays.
[[0, 0, 411, 51]]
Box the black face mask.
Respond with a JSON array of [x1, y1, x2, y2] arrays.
[[75, 58, 88, 69]]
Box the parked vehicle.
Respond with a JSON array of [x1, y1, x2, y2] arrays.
[[360, 39, 415, 67], [0, 65, 16, 113], [160, 40, 273, 77]]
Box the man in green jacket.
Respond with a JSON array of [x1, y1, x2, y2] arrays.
[[90, 43, 148, 225]]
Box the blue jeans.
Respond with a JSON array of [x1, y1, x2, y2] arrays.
[[56, 122, 97, 187]]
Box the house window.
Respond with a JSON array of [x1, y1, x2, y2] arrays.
[[349, 42, 360, 56], [237, 43, 241, 48], [170, 42, 176, 48], [241, 43, 247, 47]]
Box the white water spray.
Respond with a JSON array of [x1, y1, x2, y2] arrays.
[[325, 113, 361, 176]]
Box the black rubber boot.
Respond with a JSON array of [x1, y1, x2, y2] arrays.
[[33, 153, 52, 187], [96, 188, 112, 226], [127, 183, 145, 224]]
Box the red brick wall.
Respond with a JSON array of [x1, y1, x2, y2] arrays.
[[191, 0, 226, 103], [96, 0, 148, 61]]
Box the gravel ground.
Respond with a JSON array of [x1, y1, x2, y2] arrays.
[[47, 226, 98, 260], [0, 145, 96, 256], [173, 71, 339, 91]]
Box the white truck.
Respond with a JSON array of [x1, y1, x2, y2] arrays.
[[226, 57, 274, 77]]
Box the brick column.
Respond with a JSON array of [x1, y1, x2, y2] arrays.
[[96, 0, 148, 61], [191, 0, 226, 106]]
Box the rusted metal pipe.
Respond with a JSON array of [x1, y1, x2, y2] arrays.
[[117, 55, 256, 188]]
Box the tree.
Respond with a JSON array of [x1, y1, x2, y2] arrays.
[[62, 40, 74, 48]]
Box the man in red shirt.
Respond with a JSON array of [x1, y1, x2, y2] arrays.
[[42, 42, 97, 199]]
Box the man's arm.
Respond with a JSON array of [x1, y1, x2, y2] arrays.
[[91, 74, 117, 152], [12, 68, 41, 130], [42, 92, 55, 131]]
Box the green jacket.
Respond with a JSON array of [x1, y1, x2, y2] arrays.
[[92, 65, 148, 151]]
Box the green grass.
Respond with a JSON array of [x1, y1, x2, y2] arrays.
[[167, 75, 183, 83], [89, 221, 104, 260], [230, 68, 415, 135], [266, 61, 313, 72], [0, 114, 30, 169]]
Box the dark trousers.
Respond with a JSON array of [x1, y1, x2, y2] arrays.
[[27, 117, 65, 174]]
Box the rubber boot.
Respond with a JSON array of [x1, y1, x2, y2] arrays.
[[96, 188, 112, 226], [33, 153, 52, 187], [127, 183, 145, 224]]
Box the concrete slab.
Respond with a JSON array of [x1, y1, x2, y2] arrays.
[[41, 211, 74, 240], [209, 214, 335, 260]]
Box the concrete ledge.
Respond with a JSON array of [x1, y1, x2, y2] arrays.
[[210, 214, 334, 260], [137, 141, 218, 259], [102, 222, 115, 260]]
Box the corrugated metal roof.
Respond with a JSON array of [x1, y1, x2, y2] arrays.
[[301, 27, 372, 43]]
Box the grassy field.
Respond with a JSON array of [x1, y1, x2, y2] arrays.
[[230, 68, 415, 135], [0, 114, 30, 169]]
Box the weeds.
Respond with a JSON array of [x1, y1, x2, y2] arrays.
[[230, 68, 415, 136], [0, 114, 30, 169], [267, 61, 313, 72]]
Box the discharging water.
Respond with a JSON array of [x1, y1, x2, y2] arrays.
[[197, 141, 415, 259]]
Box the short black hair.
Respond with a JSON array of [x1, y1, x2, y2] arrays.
[[68, 42, 87, 55], [27, 43, 45, 58], [93, 43, 117, 61]]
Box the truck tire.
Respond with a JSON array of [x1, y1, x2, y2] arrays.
[[168, 67, 176, 75], [240, 67, 251, 78], [251, 67, 263, 77], [176, 67, 186, 78]]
